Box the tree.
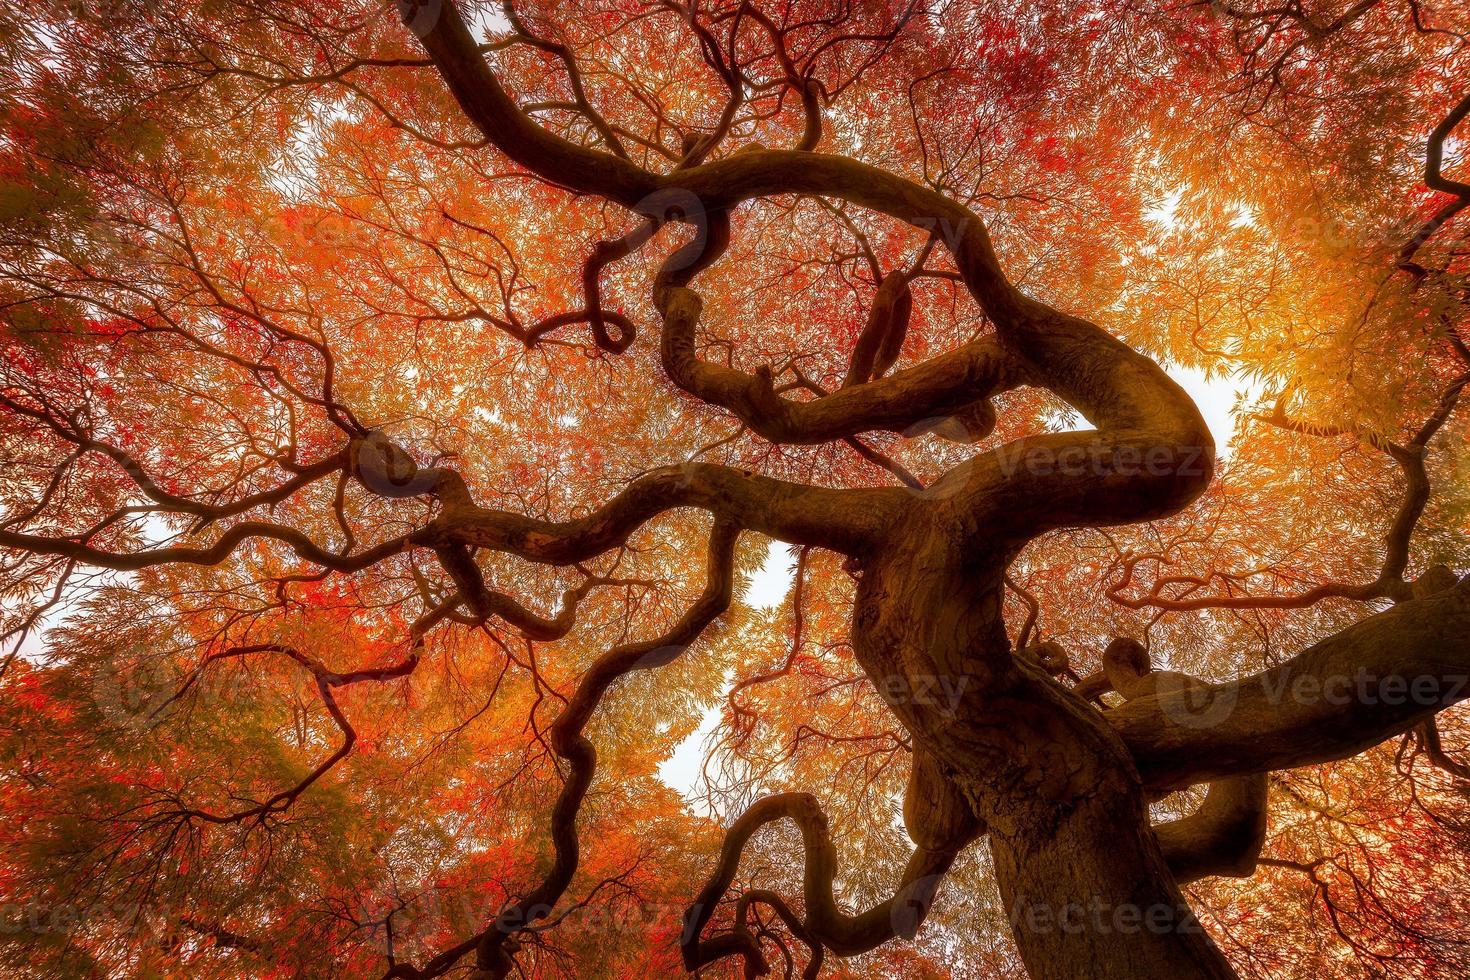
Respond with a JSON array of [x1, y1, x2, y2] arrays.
[[1, 0, 1467, 977]]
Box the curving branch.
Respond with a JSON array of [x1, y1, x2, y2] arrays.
[[681, 792, 965, 973], [1111, 575, 1470, 794], [1399, 91, 1470, 278], [492, 1, 630, 160], [427, 543, 638, 641], [1155, 776, 1271, 885], [684, 748, 981, 975], [1076, 639, 1270, 884], [411, 0, 1218, 553], [0, 389, 351, 525], [842, 271, 912, 388], [659, 285, 1025, 445], [0, 519, 410, 575], [734, 890, 823, 980], [415, 460, 907, 561], [387, 520, 741, 979], [149, 630, 425, 827], [1410, 716, 1470, 780]]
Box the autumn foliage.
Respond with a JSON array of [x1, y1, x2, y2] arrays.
[[1, 1, 1468, 978]]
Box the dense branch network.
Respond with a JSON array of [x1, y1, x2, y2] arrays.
[[1, 1, 1467, 978]]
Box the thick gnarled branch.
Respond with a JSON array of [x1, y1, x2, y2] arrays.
[[659, 285, 1025, 445], [1111, 576, 1470, 794]]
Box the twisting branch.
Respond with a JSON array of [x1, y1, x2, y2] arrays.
[[681, 792, 962, 973], [386, 520, 741, 979], [413, 0, 1219, 553], [0, 518, 410, 575], [414, 459, 905, 560], [685, 748, 981, 975], [1075, 639, 1269, 883], [493, 1, 630, 160], [1409, 716, 1470, 781], [658, 286, 1026, 444], [428, 543, 639, 641], [842, 271, 912, 388], [0, 390, 351, 525], [147, 591, 441, 828], [735, 890, 823, 980], [1399, 91, 1470, 278], [1110, 576, 1470, 793]]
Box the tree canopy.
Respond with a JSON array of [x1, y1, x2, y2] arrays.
[[1, 1, 1468, 977]]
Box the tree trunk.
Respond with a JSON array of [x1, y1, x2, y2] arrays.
[[851, 515, 1236, 979], [983, 751, 1236, 979]]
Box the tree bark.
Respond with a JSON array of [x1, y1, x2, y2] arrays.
[[844, 510, 1236, 979]]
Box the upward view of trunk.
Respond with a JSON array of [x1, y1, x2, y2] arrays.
[[3, 2, 1468, 978], [845, 489, 1234, 979]]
